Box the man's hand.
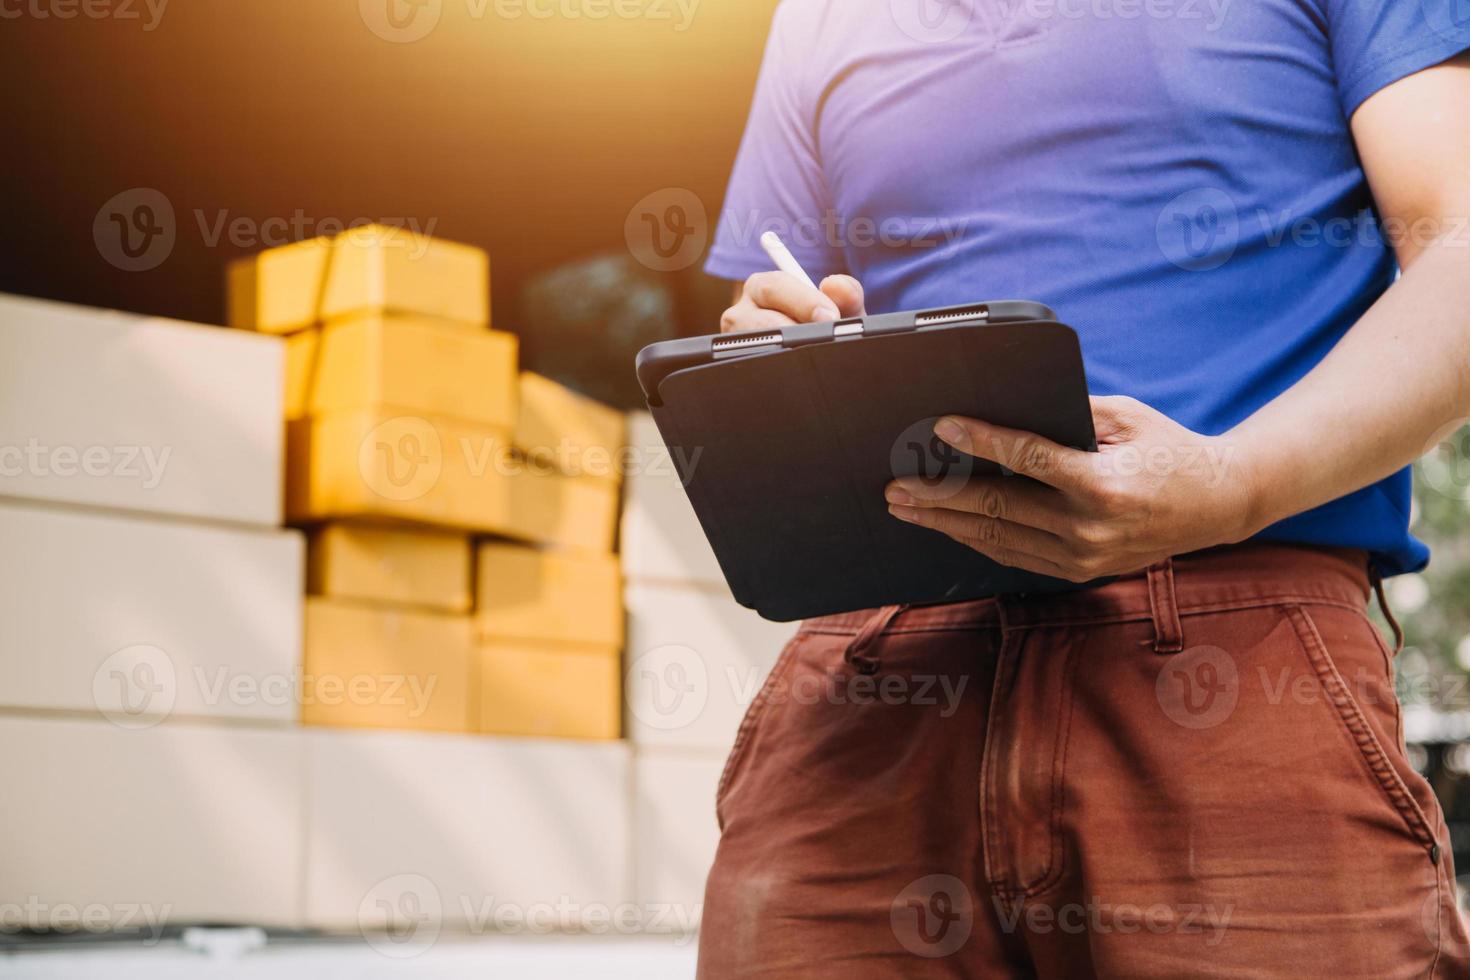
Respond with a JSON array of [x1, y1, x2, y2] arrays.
[[885, 396, 1260, 582], [720, 272, 865, 333]]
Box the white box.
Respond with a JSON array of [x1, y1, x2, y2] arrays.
[[0, 501, 304, 723], [624, 582, 797, 750], [621, 412, 726, 589], [633, 750, 724, 927], [0, 716, 304, 931], [0, 292, 284, 527], [304, 729, 632, 930]]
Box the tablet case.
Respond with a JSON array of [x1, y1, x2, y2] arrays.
[[640, 312, 1096, 621]]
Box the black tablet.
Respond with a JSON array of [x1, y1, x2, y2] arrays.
[[635, 300, 1096, 622]]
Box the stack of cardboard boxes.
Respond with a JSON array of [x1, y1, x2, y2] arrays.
[[478, 373, 627, 740], [0, 233, 802, 937], [226, 225, 633, 930], [0, 292, 306, 928], [227, 224, 624, 740]]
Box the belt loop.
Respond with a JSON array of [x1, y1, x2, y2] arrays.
[[1146, 558, 1184, 655], [844, 604, 907, 675], [1370, 566, 1406, 656]]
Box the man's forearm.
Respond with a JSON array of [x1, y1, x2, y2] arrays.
[[1230, 237, 1470, 536]]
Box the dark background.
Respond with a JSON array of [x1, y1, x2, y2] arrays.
[[0, 0, 780, 397]]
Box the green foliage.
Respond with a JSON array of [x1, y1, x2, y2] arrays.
[[1390, 428, 1470, 711]]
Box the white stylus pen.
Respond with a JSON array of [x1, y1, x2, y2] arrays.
[[760, 231, 819, 290]]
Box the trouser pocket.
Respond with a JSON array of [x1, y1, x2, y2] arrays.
[[1284, 603, 1439, 857]]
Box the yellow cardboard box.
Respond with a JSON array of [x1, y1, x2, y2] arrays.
[[303, 598, 473, 733], [505, 464, 620, 553], [228, 224, 489, 334], [474, 639, 620, 740], [286, 410, 513, 532], [309, 524, 472, 612], [286, 314, 517, 427], [514, 373, 627, 482], [287, 410, 618, 550], [477, 543, 622, 646]]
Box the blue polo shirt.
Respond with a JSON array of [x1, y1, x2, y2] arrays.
[[707, 0, 1470, 575]]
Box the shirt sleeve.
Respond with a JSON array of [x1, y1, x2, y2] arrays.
[[1325, 0, 1470, 118], [704, 1, 846, 284]]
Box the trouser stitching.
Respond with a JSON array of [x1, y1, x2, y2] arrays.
[[981, 626, 1075, 902], [1285, 604, 1437, 852]]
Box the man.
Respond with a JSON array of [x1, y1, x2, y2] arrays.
[[700, 0, 1470, 974]]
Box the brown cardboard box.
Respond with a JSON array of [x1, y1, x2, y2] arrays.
[[0, 293, 286, 527], [228, 224, 489, 334], [514, 372, 627, 482], [474, 639, 620, 740], [505, 463, 620, 553], [0, 501, 302, 723], [286, 314, 517, 427], [302, 730, 630, 927], [286, 410, 514, 531], [303, 598, 473, 733], [1, 717, 306, 928], [309, 524, 472, 612], [477, 542, 622, 646], [287, 410, 617, 548]]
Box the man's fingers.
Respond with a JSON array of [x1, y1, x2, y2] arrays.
[[719, 303, 797, 334], [1089, 395, 1153, 442], [819, 275, 866, 318], [886, 476, 1073, 534], [888, 505, 1073, 565], [891, 503, 1078, 578], [743, 271, 839, 323], [934, 415, 1095, 493]]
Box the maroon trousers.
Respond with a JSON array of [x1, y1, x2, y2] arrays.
[[698, 544, 1470, 977]]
